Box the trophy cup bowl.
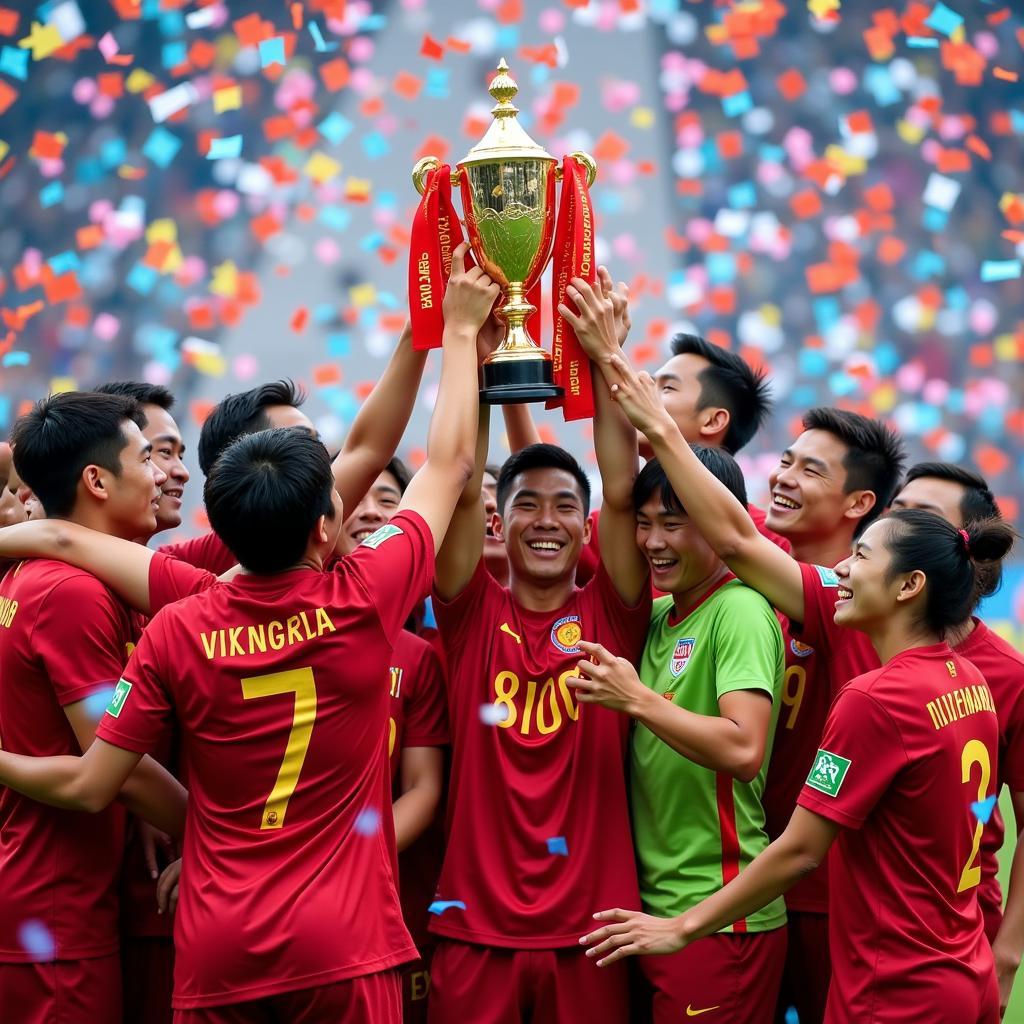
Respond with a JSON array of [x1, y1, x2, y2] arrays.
[[413, 60, 597, 404]]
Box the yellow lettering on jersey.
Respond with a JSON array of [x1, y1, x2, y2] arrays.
[[489, 668, 580, 736], [925, 683, 996, 731], [0, 595, 19, 628], [389, 666, 403, 699], [198, 607, 339, 659]]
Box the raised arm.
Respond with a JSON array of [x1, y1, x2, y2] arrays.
[[559, 272, 647, 604], [332, 319, 428, 514], [399, 243, 498, 554], [434, 405, 490, 601], [604, 352, 807, 624], [0, 519, 155, 614]]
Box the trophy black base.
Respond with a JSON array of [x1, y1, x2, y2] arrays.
[[480, 359, 564, 405]]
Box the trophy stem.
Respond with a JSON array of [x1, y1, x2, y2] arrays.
[[491, 283, 547, 361]]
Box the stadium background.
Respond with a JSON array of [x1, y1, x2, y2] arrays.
[[0, 0, 1021, 1016]]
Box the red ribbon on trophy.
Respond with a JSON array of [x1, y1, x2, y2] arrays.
[[547, 155, 597, 421], [408, 163, 469, 351]]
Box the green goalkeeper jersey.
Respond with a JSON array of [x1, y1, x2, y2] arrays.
[[631, 579, 786, 932]]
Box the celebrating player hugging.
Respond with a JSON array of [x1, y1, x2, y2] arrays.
[[0, 257, 1022, 1024]]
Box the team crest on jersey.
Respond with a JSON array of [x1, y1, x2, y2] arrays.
[[670, 637, 696, 675], [106, 678, 132, 719], [790, 639, 814, 658], [551, 615, 582, 654]]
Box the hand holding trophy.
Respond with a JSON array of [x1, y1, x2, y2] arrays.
[[408, 59, 598, 418]]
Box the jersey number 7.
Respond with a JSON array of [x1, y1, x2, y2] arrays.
[[241, 667, 318, 830]]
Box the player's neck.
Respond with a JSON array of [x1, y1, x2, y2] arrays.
[[946, 617, 977, 649], [508, 571, 577, 613], [62, 505, 136, 542], [789, 528, 854, 570], [669, 563, 732, 620], [868, 616, 941, 665]]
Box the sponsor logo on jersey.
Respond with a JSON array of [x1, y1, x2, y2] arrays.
[[671, 637, 696, 675], [814, 565, 840, 588], [946, 659, 957, 678], [360, 524, 403, 549], [806, 748, 851, 797], [499, 622, 522, 645], [551, 615, 582, 654], [790, 639, 814, 658], [106, 678, 132, 719]]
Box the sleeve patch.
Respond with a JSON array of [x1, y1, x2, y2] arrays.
[[805, 748, 851, 797], [360, 524, 403, 549], [813, 565, 840, 588], [106, 678, 132, 719]]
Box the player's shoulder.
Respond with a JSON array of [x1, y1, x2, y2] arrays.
[[711, 577, 776, 617], [393, 626, 434, 662], [20, 558, 120, 604], [966, 619, 1024, 670]]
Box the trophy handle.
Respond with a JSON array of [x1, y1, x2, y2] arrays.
[[413, 157, 464, 195], [412, 156, 441, 196], [554, 151, 597, 188]]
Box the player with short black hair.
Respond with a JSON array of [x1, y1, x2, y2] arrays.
[[0, 244, 494, 1023], [583, 511, 1016, 1024], [666, 332, 773, 456], [0, 392, 186, 1024], [571, 447, 786, 1022]]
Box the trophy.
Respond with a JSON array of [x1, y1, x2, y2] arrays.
[[411, 59, 597, 405]]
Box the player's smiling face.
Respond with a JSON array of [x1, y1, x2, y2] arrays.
[[494, 467, 590, 584], [642, 353, 710, 458], [832, 518, 905, 630], [341, 469, 402, 553], [766, 429, 867, 540], [142, 404, 190, 533], [103, 419, 167, 541], [636, 494, 720, 594]]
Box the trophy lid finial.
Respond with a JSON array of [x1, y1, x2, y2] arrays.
[[488, 58, 519, 115]]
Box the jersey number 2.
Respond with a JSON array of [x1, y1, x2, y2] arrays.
[[957, 738, 992, 893], [241, 667, 318, 830]]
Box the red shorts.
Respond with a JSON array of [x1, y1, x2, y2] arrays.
[[774, 911, 830, 1024], [0, 953, 121, 1024], [428, 940, 630, 1024], [640, 927, 786, 1024], [122, 935, 175, 1024], [171, 970, 401, 1024]]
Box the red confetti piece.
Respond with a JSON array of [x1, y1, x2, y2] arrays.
[[420, 34, 444, 60], [290, 307, 309, 333]]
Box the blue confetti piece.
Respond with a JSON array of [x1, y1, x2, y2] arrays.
[[922, 206, 949, 232], [0, 396, 10, 428], [354, 807, 381, 835], [0, 45, 29, 80], [142, 126, 181, 168], [2, 352, 30, 368], [100, 137, 127, 169], [784, 1009, 799, 1024], [309, 20, 338, 52], [259, 36, 286, 68], [207, 135, 243, 160], [39, 181, 64, 208], [907, 36, 940, 48], [707, 251, 737, 284], [1009, 110, 1024, 136], [427, 900, 466, 916], [47, 250, 79, 275], [547, 836, 569, 856], [911, 251, 945, 280], [318, 112, 352, 145], [83, 688, 115, 722], [980, 260, 1021, 283], [18, 920, 55, 962], [424, 68, 450, 99], [362, 131, 390, 160], [722, 90, 753, 118], [972, 795, 997, 825], [925, 1, 964, 38], [326, 332, 351, 358], [127, 263, 159, 296], [422, 595, 437, 630], [319, 205, 351, 232], [727, 182, 757, 210], [799, 349, 829, 377], [162, 40, 187, 69], [863, 65, 901, 107]]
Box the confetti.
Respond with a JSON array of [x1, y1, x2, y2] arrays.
[[546, 836, 569, 856], [427, 900, 467, 915], [18, 920, 55, 961], [980, 260, 1021, 283], [479, 703, 511, 725], [354, 807, 381, 835], [972, 795, 997, 825], [206, 135, 243, 160]]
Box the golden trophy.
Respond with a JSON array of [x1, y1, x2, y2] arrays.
[[412, 59, 597, 404]]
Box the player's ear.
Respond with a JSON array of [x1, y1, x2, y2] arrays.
[[490, 512, 505, 542], [843, 489, 876, 524], [314, 514, 330, 544], [582, 512, 593, 545], [699, 406, 729, 441], [81, 464, 109, 503], [895, 568, 926, 603]]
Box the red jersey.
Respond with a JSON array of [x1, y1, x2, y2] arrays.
[[955, 619, 1024, 933], [96, 511, 433, 1009], [798, 644, 998, 1022], [762, 561, 880, 913], [387, 630, 448, 778], [0, 560, 138, 961], [157, 530, 236, 576], [430, 562, 651, 947]]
